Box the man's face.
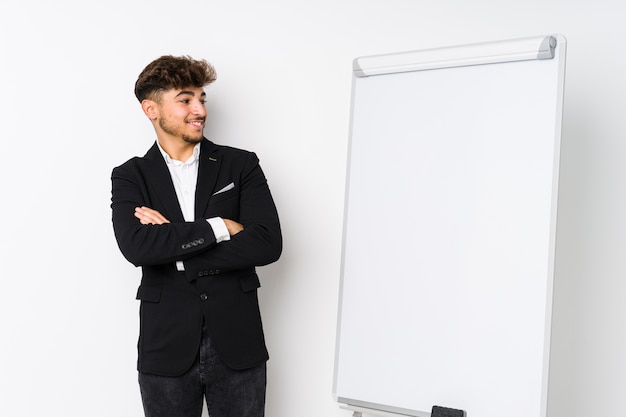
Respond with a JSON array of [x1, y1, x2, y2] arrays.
[[154, 87, 207, 145]]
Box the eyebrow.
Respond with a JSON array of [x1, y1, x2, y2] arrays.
[[175, 90, 207, 98]]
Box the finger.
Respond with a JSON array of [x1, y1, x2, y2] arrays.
[[152, 212, 170, 224], [137, 213, 163, 225], [134, 209, 155, 224], [147, 210, 170, 224], [135, 207, 170, 224]]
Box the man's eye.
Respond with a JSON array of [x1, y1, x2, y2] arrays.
[[181, 99, 190, 104]]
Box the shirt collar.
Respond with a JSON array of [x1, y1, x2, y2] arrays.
[[156, 141, 201, 166]]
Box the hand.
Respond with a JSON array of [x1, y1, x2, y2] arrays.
[[134, 206, 171, 225], [223, 219, 244, 236]]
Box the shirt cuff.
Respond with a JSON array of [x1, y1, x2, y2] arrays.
[[207, 217, 231, 243]]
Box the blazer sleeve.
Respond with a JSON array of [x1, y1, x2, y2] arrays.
[[110, 160, 220, 267], [182, 152, 282, 281]]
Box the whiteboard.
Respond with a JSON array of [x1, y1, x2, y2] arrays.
[[333, 35, 567, 417]]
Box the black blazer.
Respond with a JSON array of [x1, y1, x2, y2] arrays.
[[111, 139, 282, 376]]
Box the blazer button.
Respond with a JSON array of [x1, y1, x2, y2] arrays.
[[200, 293, 208, 301]]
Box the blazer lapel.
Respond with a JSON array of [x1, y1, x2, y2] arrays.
[[195, 139, 221, 219], [143, 142, 186, 223]]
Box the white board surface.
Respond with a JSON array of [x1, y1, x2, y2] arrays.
[[334, 35, 567, 417]]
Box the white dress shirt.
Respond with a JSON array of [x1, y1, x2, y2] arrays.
[[157, 141, 229, 271]]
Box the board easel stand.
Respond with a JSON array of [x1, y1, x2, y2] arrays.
[[342, 404, 465, 417]]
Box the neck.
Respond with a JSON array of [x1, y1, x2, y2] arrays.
[[157, 136, 199, 161]]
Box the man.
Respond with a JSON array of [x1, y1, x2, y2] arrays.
[[111, 55, 282, 417]]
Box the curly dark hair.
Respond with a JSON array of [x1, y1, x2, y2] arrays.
[[134, 55, 217, 102]]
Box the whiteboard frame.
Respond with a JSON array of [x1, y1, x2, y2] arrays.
[[333, 34, 567, 417]]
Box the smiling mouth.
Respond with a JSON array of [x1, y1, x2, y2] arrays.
[[188, 120, 204, 128]]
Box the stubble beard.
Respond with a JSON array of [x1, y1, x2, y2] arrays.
[[182, 134, 204, 145], [159, 117, 204, 144]]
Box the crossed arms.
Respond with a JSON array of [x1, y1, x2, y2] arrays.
[[134, 206, 244, 236], [111, 150, 282, 279]]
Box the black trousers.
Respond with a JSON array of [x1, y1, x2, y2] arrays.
[[138, 321, 266, 417]]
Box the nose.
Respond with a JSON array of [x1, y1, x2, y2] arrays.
[[192, 100, 207, 116]]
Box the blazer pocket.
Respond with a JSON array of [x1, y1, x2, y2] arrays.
[[239, 273, 261, 293], [136, 285, 162, 302], [212, 182, 235, 196], [210, 189, 238, 204]]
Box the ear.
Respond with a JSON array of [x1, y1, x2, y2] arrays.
[[141, 99, 159, 120]]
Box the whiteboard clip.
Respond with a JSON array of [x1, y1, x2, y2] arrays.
[[431, 405, 465, 417], [353, 34, 560, 77]]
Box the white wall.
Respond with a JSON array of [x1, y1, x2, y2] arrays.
[[0, 1, 624, 416]]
